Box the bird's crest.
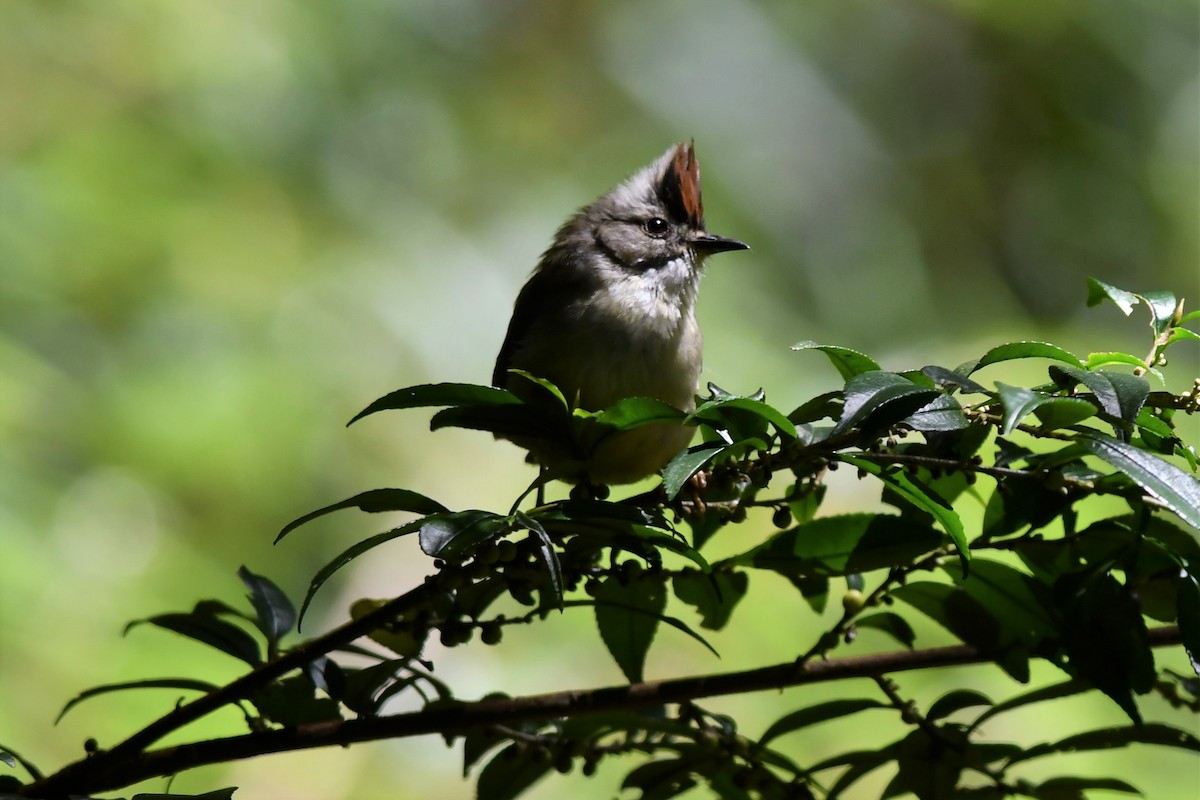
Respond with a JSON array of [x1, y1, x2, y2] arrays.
[[661, 142, 705, 228]]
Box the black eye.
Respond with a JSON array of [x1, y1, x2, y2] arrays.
[[643, 217, 669, 237]]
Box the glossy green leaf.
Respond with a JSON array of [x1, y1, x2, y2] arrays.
[[1084, 350, 1161, 378], [125, 610, 262, 666], [662, 441, 731, 499], [237, 566, 295, 643], [348, 382, 520, 426], [920, 365, 987, 394], [854, 612, 915, 648], [1141, 290, 1181, 337], [843, 456, 968, 562], [688, 395, 798, 439], [791, 341, 882, 379], [419, 510, 507, 560], [1075, 430, 1200, 529], [833, 372, 941, 436], [902, 393, 969, 431], [971, 341, 1082, 373], [734, 514, 942, 577], [1086, 278, 1142, 315], [1049, 365, 1149, 429], [276, 488, 448, 543], [758, 698, 887, 746], [593, 396, 687, 430], [56, 678, 220, 723], [995, 382, 1053, 435], [594, 575, 668, 683]]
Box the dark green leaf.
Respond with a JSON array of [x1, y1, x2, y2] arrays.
[[419, 510, 507, 560], [855, 612, 915, 648], [1009, 722, 1200, 765], [276, 488, 448, 543], [57, 678, 220, 723], [1074, 430, 1200, 529], [833, 372, 941, 437], [672, 569, 748, 630], [1086, 278, 1141, 315], [594, 396, 687, 430], [971, 341, 1082, 373], [734, 514, 942, 577], [995, 383, 1054, 435], [298, 517, 426, 626], [252, 674, 341, 726], [514, 511, 563, 611], [621, 756, 699, 799], [348, 382, 519, 426], [430, 403, 558, 440], [1049, 365, 1149, 430], [1031, 397, 1097, 431], [1141, 290, 1180, 337], [688, 396, 798, 439], [132, 790, 238, 800], [903, 393, 969, 432], [125, 611, 262, 666], [475, 743, 553, 800], [237, 566, 295, 643], [663, 441, 731, 499], [843, 457, 968, 563], [758, 699, 886, 746], [594, 575, 668, 683], [1176, 576, 1200, 677], [925, 689, 992, 722], [791, 341, 882, 379], [920, 366, 987, 394]]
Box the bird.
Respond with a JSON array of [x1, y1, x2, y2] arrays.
[[492, 142, 748, 486]]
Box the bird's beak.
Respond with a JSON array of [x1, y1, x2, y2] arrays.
[[691, 232, 750, 254]]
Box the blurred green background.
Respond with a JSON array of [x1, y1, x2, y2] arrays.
[[2, 1, 1197, 798]]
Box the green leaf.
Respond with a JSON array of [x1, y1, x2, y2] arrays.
[[57, 678, 220, 723], [971, 341, 1082, 373], [843, 457, 968, 563], [1049, 365, 1149, 429], [1074, 430, 1200, 529], [276, 488, 448, 543], [237, 566, 295, 643], [594, 575, 668, 683], [125, 610, 262, 666], [514, 511, 563, 611], [791, 341, 882, 379], [1030, 397, 1097, 431], [903, 393, 968, 432], [298, 517, 426, 626], [252, 674, 341, 726], [132, 790, 238, 800], [430, 403, 557, 440], [593, 396, 687, 430], [1141, 290, 1181, 337], [733, 514, 942, 577], [419, 510, 507, 560], [1084, 350, 1161, 379], [475, 743, 553, 800], [662, 441, 731, 499], [925, 689, 992, 722], [1175, 576, 1200, 677], [833, 372, 941, 436], [348, 382, 520, 425], [920, 365, 988, 395], [688, 395, 798, 439], [995, 383, 1054, 435], [1086, 278, 1142, 315], [672, 570, 748, 630], [1008, 722, 1200, 766], [854, 612, 915, 648], [758, 699, 886, 746]]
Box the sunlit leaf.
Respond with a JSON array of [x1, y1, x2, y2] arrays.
[[348, 382, 520, 426], [1075, 430, 1200, 529], [971, 341, 1082, 373], [833, 372, 941, 436], [1086, 278, 1142, 315], [791, 341, 882, 379], [995, 382, 1053, 435]]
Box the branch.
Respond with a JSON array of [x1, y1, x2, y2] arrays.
[[21, 626, 1183, 798]]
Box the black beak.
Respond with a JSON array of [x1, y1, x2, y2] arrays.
[[691, 232, 750, 254]]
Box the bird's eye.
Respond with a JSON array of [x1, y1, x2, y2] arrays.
[[643, 217, 669, 237]]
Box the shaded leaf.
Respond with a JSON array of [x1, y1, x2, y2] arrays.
[[252, 674, 341, 726], [276, 488, 448, 543], [594, 575, 668, 683], [833, 372, 941, 437], [1176, 576, 1200, 677], [475, 743, 553, 800], [854, 612, 915, 648], [1031, 776, 1141, 798], [515, 511, 563, 611], [733, 514, 942, 577], [57, 678, 220, 724], [925, 689, 992, 722], [1049, 365, 1149, 431], [970, 679, 1089, 732], [132, 790, 238, 800], [125, 611, 261, 666], [419, 510, 507, 560], [672, 569, 748, 630], [1031, 397, 1097, 431], [593, 396, 687, 430], [237, 566, 295, 643], [995, 383, 1053, 435], [920, 365, 987, 394], [663, 441, 731, 499], [791, 341, 882, 379], [758, 699, 886, 746], [348, 382, 519, 426], [1008, 722, 1200, 765]]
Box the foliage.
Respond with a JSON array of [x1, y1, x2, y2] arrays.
[[3, 280, 1199, 800]]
